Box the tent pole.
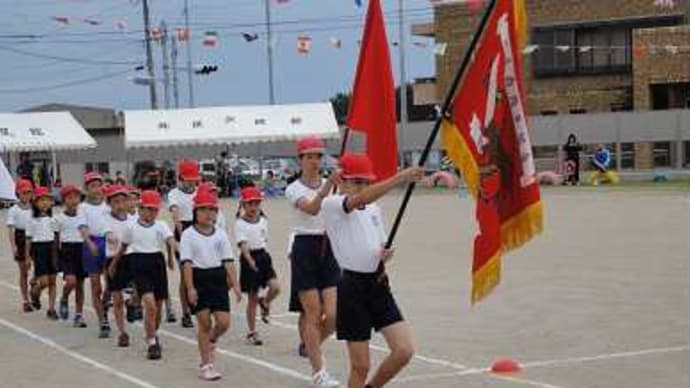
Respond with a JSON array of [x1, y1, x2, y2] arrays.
[[51, 150, 58, 186]]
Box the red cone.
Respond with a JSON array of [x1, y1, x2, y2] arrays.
[[491, 358, 521, 373]]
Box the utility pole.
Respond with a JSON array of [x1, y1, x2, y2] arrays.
[[398, 0, 408, 168], [142, 0, 158, 109], [172, 35, 180, 109], [183, 0, 195, 107], [264, 0, 276, 105], [161, 20, 171, 109]]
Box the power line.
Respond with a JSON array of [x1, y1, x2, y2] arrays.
[[0, 68, 135, 94], [0, 44, 141, 65]]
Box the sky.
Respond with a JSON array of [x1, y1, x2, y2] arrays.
[[0, 0, 440, 112]]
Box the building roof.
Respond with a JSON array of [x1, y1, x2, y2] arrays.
[[19, 103, 121, 130]]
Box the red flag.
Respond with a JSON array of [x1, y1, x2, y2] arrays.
[[440, 0, 541, 304], [346, 0, 398, 181]]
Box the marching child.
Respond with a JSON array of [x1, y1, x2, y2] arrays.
[[235, 186, 280, 345], [117, 190, 176, 360], [125, 186, 143, 323], [54, 184, 89, 327], [168, 158, 200, 327], [79, 172, 111, 338], [104, 185, 136, 347], [25, 186, 58, 319], [6, 179, 34, 312], [180, 189, 241, 380], [321, 153, 423, 388]]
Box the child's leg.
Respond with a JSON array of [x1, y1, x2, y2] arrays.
[[346, 341, 371, 388], [265, 278, 281, 305], [319, 287, 337, 343], [178, 273, 190, 316], [196, 310, 212, 365], [17, 261, 30, 303], [62, 275, 76, 301], [366, 322, 414, 388], [89, 274, 105, 322], [75, 278, 85, 315], [141, 293, 157, 342], [47, 274, 56, 311], [211, 311, 230, 343], [246, 292, 258, 333], [112, 291, 126, 335], [155, 299, 163, 330]]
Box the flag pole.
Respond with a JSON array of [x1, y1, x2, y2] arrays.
[[384, 0, 498, 249]]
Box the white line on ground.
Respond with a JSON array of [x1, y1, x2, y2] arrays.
[[0, 280, 311, 382], [519, 345, 690, 369], [0, 317, 160, 388]]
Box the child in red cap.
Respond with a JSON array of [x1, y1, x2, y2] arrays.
[[180, 189, 240, 380], [235, 186, 281, 346], [25, 187, 59, 319], [321, 153, 424, 388], [168, 158, 201, 327], [116, 190, 176, 360], [6, 179, 35, 312], [53, 184, 89, 327]]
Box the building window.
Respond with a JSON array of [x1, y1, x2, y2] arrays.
[[653, 142, 671, 167], [86, 162, 110, 175], [684, 141, 690, 168], [620, 143, 635, 169], [569, 108, 587, 114], [532, 29, 575, 76]]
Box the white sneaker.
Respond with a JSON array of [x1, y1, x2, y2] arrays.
[[312, 369, 340, 388], [199, 364, 222, 381]]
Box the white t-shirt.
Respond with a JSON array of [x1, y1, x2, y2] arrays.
[[79, 201, 110, 237], [180, 226, 234, 269], [53, 211, 86, 243], [235, 216, 269, 250], [322, 194, 387, 273], [6, 204, 33, 231], [122, 220, 173, 254], [216, 210, 227, 232], [26, 216, 56, 243], [285, 179, 325, 235], [103, 213, 135, 257], [168, 187, 196, 222]]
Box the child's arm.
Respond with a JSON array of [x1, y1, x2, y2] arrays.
[[182, 262, 196, 306], [293, 172, 341, 216], [225, 261, 242, 302], [169, 205, 182, 232], [79, 225, 99, 256], [238, 241, 257, 271], [7, 225, 16, 257], [166, 237, 177, 271], [344, 167, 424, 213]]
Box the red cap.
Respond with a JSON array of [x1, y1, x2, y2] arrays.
[[84, 172, 103, 185], [339, 153, 376, 181], [178, 159, 200, 181], [140, 190, 162, 209], [296, 135, 325, 155], [15, 179, 33, 194], [197, 181, 219, 194], [194, 190, 219, 209], [127, 186, 141, 195], [106, 184, 129, 199], [33, 186, 52, 200], [240, 186, 264, 202], [59, 184, 81, 198]]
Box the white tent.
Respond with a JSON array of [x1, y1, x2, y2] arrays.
[[124, 103, 340, 149], [0, 112, 97, 152], [0, 156, 16, 201]]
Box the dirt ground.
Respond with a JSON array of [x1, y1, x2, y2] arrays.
[[0, 185, 688, 388]]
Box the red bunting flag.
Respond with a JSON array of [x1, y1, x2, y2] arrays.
[[176, 28, 190, 42], [297, 35, 312, 55], [202, 31, 219, 48], [52, 16, 70, 26]]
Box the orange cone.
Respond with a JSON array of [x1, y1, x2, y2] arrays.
[[491, 358, 521, 373]]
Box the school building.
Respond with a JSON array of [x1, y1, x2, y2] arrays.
[[412, 0, 690, 170]]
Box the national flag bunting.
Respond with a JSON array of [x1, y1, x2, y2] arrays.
[[176, 28, 190, 42], [297, 35, 312, 55], [440, 0, 542, 304], [202, 31, 219, 48]]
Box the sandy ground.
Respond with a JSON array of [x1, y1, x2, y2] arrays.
[[0, 185, 688, 388]]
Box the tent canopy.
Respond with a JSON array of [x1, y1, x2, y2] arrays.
[[124, 103, 340, 149], [0, 112, 97, 152]]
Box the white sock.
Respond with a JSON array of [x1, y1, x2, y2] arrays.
[[147, 337, 156, 346]]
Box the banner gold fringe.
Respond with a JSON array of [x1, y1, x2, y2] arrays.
[[500, 200, 543, 252], [441, 119, 480, 197], [471, 251, 501, 304]]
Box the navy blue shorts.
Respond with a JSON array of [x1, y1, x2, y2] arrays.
[[130, 252, 168, 301], [59, 242, 87, 280], [289, 235, 341, 311], [240, 249, 277, 293], [107, 255, 133, 292], [32, 242, 57, 278], [191, 266, 230, 314], [82, 236, 106, 276]]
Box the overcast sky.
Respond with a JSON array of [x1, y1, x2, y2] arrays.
[[0, 0, 439, 112]]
